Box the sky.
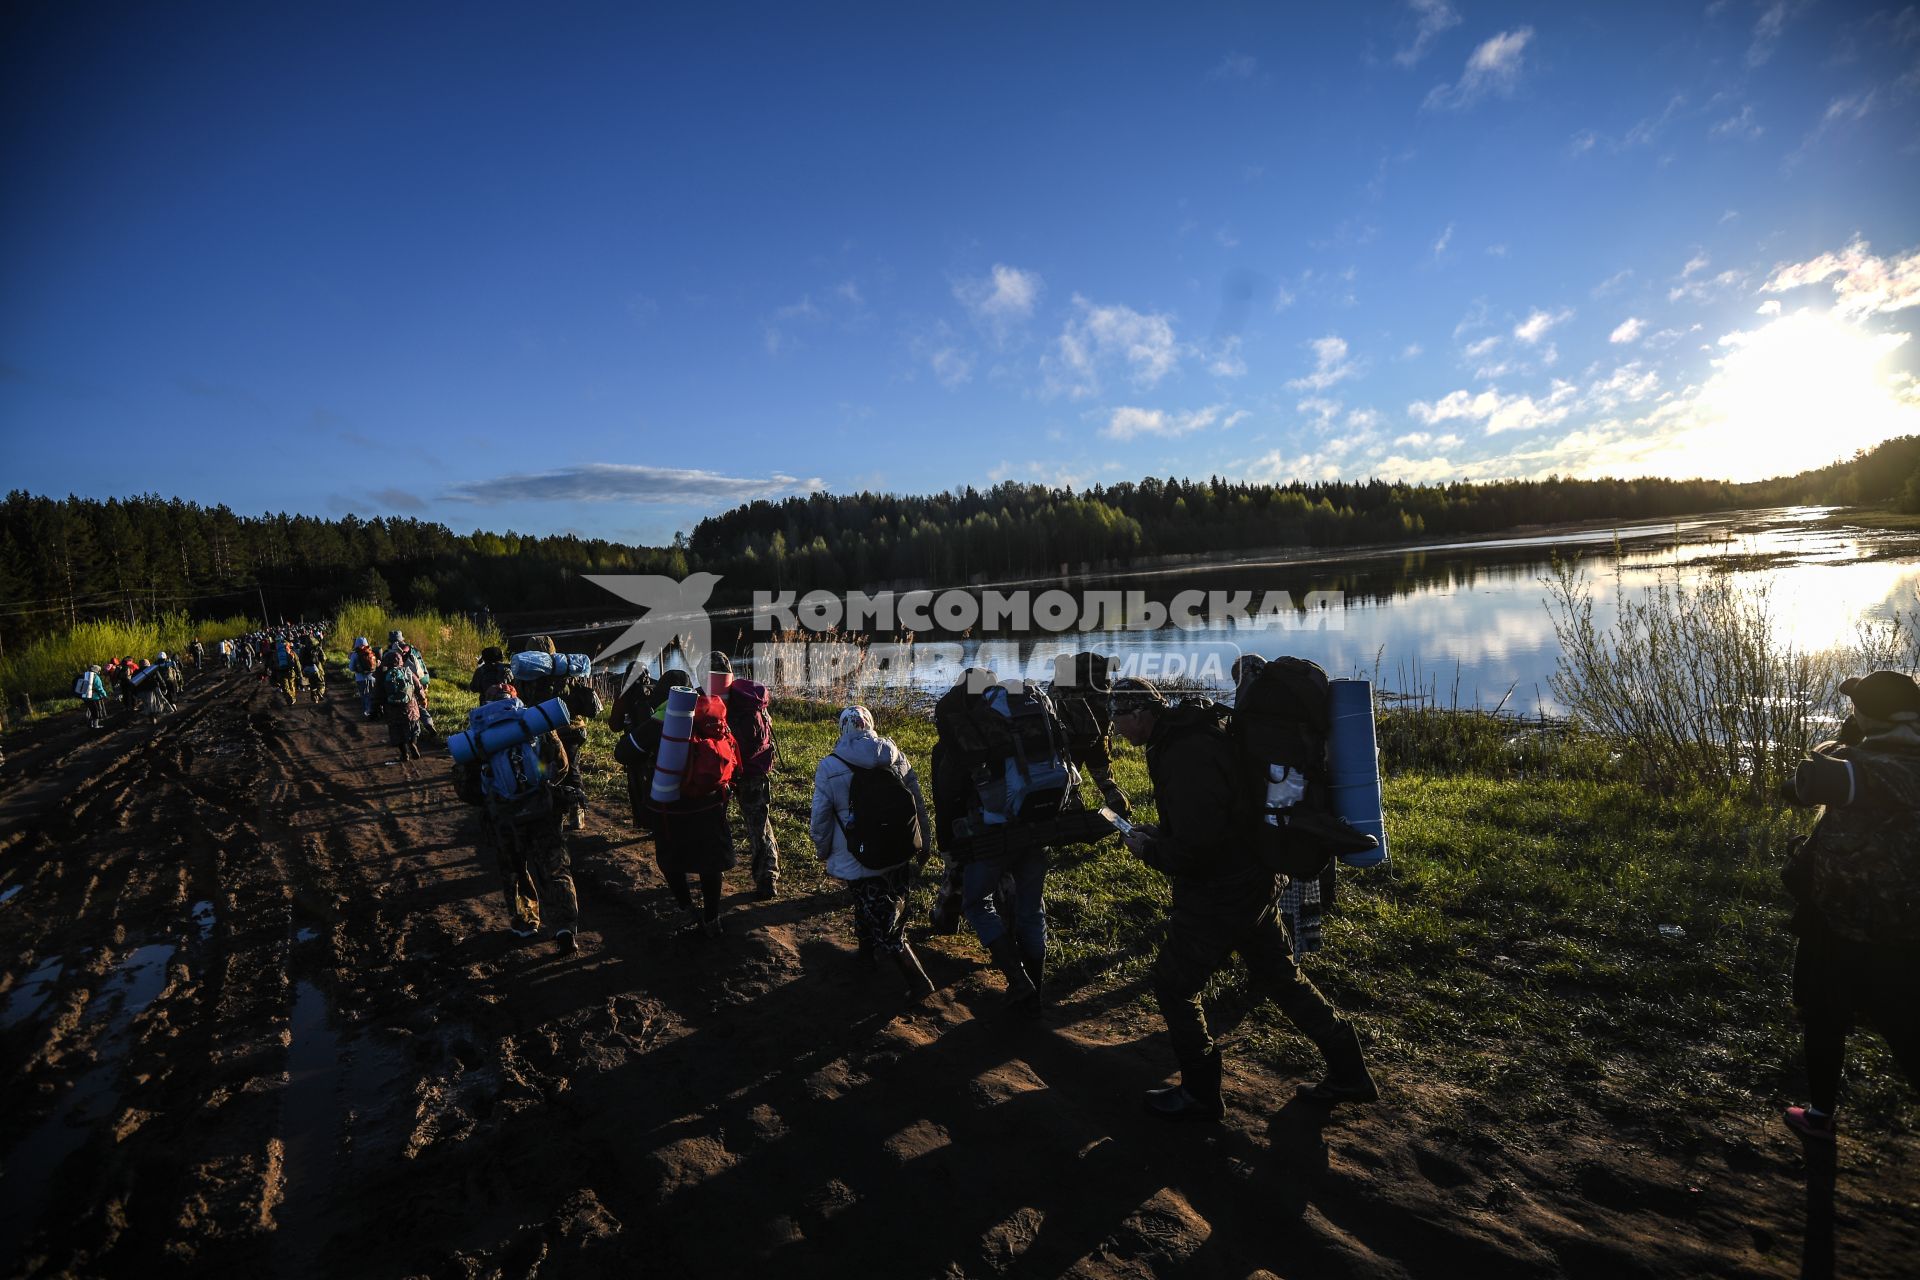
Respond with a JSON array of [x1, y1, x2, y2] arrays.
[[3, 1, 1919, 544]]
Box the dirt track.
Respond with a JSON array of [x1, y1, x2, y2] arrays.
[[1, 670, 1916, 1278]]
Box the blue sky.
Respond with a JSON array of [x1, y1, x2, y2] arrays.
[[4, 1, 1918, 543]]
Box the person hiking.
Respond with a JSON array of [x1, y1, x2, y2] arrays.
[[811, 705, 937, 1002], [348, 636, 379, 718], [926, 668, 1076, 1011], [1777, 669, 1920, 1143], [607, 665, 662, 831], [1109, 677, 1377, 1121], [459, 682, 583, 953], [296, 632, 327, 705], [1049, 651, 1132, 818], [377, 649, 425, 762], [710, 652, 782, 899], [271, 638, 299, 703], [468, 646, 513, 695], [511, 636, 593, 831], [629, 670, 739, 937], [75, 665, 110, 730]]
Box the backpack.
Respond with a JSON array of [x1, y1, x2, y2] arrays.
[[675, 692, 740, 803], [481, 737, 553, 815], [833, 753, 923, 870], [725, 679, 778, 779], [381, 668, 418, 707], [1231, 657, 1375, 878], [934, 674, 1076, 827]]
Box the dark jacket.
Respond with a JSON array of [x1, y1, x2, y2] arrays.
[[1787, 727, 1920, 947], [1141, 701, 1258, 882], [468, 660, 513, 694]]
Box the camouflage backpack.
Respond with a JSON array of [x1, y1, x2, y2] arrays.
[[1803, 741, 1920, 946]]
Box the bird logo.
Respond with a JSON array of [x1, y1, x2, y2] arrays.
[[583, 573, 724, 688]]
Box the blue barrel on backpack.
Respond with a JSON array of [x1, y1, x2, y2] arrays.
[[446, 697, 572, 764], [1327, 678, 1388, 868]]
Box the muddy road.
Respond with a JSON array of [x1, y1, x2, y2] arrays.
[[0, 671, 1914, 1278]]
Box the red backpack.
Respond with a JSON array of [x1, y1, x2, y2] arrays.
[[678, 692, 740, 802]]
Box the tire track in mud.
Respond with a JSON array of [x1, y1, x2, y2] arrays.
[[4, 672, 1916, 1278]]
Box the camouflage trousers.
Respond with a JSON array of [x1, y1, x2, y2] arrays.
[[735, 773, 780, 884], [483, 806, 579, 934], [1152, 869, 1345, 1066]]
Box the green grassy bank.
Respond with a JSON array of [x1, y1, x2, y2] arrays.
[[351, 608, 1907, 1138]]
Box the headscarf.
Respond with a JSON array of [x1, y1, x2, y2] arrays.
[[837, 705, 875, 743]]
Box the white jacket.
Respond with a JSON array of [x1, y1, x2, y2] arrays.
[[810, 727, 930, 880]]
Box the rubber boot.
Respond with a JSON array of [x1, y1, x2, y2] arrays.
[[1020, 949, 1046, 1002], [1300, 1020, 1379, 1105], [1144, 1050, 1225, 1122], [894, 941, 936, 1003], [988, 936, 1037, 1007]]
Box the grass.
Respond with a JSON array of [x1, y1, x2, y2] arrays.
[[344, 609, 1916, 1141], [0, 612, 256, 707]]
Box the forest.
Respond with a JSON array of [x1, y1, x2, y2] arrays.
[[3, 433, 1916, 654]]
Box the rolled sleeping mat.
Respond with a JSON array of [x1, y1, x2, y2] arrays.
[[1327, 677, 1388, 868], [511, 651, 594, 682], [447, 697, 572, 764], [649, 684, 699, 803]]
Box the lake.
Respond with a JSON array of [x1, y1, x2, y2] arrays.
[[563, 507, 1920, 714]]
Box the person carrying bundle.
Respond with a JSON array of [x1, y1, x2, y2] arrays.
[[709, 652, 783, 899], [511, 636, 598, 831], [1777, 670, 1920, 1143], [377, 649, 425, 762], [75, 665, 110, 730], [811, 705, 936, 1002], [624, 672, 740, 937], [1109, 676, 1378, 1122], [348, 637, 379, 718], [296, 631, 327, 705], [451, 683, 582, 952]]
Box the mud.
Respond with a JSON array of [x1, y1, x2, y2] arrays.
[[0, 670, 1915, 1277]]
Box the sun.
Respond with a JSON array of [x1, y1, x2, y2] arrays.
[[1659, 309, 1919, 481]]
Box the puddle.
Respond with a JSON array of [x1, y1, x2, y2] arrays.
[[0, 943, 174, 1257], [0, 884, 21, 907], [0, 958, 65, 1031], [272, 982, 342, 1262], [192, 901, 216, 940]]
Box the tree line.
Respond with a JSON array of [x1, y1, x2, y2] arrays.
[[3, 435, 1915, 653]]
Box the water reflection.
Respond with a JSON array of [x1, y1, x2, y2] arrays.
[[588, 508, 1920, 714]]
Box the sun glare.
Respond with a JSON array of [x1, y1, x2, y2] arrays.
[[1661, 309, 1919, 481]]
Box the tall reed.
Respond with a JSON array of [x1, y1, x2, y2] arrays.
[[0, 612, 255, 701]]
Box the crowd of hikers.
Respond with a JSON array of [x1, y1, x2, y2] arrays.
[[52, 623, 1920, 1140]]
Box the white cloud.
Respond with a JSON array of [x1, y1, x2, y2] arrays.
[[1408, 382, 1578, 435], [1432, 222, 1455, 259], [1423, 27, 1533, 110], [1513, 308, 1571, 345], [446, 464, 823, 505], [1272, 284, 1297, 313], [1681, 253, 1710, 279], [1569, 129, 1599, 155], [1709, 104, 1763, 141], [1669, 268, 1747, 305], [1297, 397, 1342, 428], [1103, 404, 1226, 441], [1286, 335, 1359, 391], [1213, 227, 1241, 249], [764, 296, 827, 354], [1044, 295, 1182, 397], [954, 264, 1043, 326], [1395, 0, 1461, 67], [1610, 317, 1645, 344], [1587, 362, 1661, 410], [1393, 430, 1464, 449], [1208, 335, 1248, 377], [1761, 237, 1920, 318], [929, 346, 973, 388], [835, 279, 865, 306], [1209, 52, 1257, 80], [1401, 342, 1425, 359], [1462, 335, 1501, 359], [1748, 1, 1792, 68], [1757, 299, 1783, 316], [1592, 268, 1634, 297], [1485, 243, 1509, 257]]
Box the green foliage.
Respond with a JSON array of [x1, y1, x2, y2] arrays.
[[330, 601, 503, 679], [0, 611, 253, 701]]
